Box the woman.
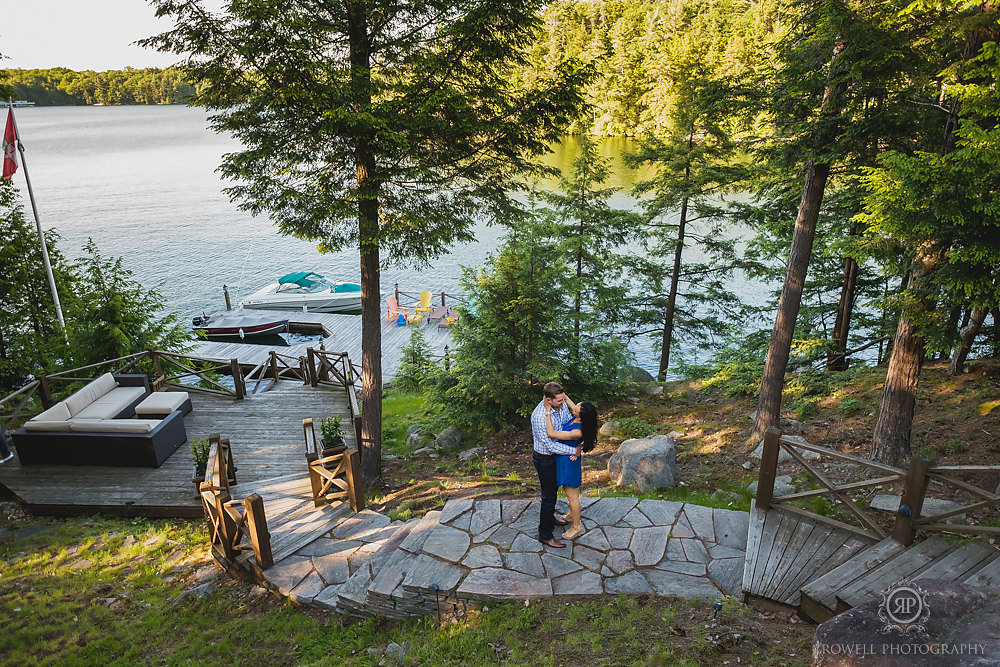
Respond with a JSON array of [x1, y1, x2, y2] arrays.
[[545, 401, 598, 540]]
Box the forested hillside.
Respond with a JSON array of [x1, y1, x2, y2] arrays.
[[4, 67, 195, 105]]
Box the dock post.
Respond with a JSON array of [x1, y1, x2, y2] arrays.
[[441, 291, 446, 306], [892, 456, 930, 546], [755, 427, 782, 510], [223, 284, 232, 311], [394, 282, 399, 303]]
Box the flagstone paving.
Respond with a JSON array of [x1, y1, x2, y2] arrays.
[[258, 498, 749, 618]]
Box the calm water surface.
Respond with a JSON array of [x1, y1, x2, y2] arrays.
[[12, 105, 768, 374]]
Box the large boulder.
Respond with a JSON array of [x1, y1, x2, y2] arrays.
[[405, 425, 433, 449], [435, 425, 463, 452], [812, 579, 1000, 666], [608, 435, 676, 492]]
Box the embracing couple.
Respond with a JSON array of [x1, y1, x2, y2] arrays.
[[530, 381, 599, 548]]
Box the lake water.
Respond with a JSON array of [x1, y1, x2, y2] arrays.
[[11, 105, 770, 375]]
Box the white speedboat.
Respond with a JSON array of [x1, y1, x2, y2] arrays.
[[241, 272, 363, 313]]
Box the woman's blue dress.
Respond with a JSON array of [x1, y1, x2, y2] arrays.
[[556, 418, 583, 488]]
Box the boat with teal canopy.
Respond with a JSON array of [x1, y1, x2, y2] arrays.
[[242, 272, 364, 313]]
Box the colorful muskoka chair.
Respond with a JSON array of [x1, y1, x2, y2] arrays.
[[415, 291, 434, 320], [386, 296, 408, 322]]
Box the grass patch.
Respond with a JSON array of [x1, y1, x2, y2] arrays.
[[381, 387, 430, 455]]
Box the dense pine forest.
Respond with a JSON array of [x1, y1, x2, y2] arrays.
[[3, 67, 195, 105]]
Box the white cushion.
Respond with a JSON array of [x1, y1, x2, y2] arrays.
[[69, 419, 161, 433], [23, 420, 74, 432], [64, 373, 118, 416], [135, 392, 188, 415], [73, 387, 146, 420], [31, 402, 72, 422]]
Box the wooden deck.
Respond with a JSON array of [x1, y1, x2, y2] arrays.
[[0, 382, 354, 518], [190, 310, 454, 384]]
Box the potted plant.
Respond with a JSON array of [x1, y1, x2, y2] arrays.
[[320, 415, 346, 455], [190, 437, 211, 495]]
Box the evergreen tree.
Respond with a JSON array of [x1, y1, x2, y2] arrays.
[[144, 0, 586, 484]]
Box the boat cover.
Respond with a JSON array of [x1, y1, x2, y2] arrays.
[[333, 283, 362, 293], [278, 271, 323, 286]]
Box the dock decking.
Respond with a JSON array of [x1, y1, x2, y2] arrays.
[[0, 382, 354, 517], [190, 310, 454, 384]]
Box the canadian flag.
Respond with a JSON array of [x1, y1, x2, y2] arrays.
[[3, 106, 18, 180]]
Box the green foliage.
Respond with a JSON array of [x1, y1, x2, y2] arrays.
[[319, 416, 343, 444], [394, 327, 435, 392], [189, 438, 210, 477], [67, 240, 190, 368], [4, 67, 195, 105], [945, 438, 968, 454], [614, 417, 658, 439], [380, 387, 432, 455], [838, 397, 861, 415]]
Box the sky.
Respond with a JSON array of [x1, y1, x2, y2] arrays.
[[2, 0, 185, 71]]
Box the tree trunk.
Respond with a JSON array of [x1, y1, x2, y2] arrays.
[[827, 256, 859, 372], [871, 256, 938, 466], [950, 306, 987, 375], [751, 41, 845, 442], [349, 3, 382, 487], [658, 193, 688, 381]]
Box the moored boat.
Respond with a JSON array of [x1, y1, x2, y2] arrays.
[[192, 312, 288, 340], [241, 272, 363, 313]]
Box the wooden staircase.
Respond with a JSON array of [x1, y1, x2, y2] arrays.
[[799, 535, 1000, 622]]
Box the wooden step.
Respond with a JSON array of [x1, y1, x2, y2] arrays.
[[964, 553, 1000, 588], [912, 540, 999, 582], [777, 531, 869, 607], [834, 536, 953, 612], [799, 537, 906, 620], [268, 503, 352, 563]]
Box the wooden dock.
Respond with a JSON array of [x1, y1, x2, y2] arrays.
[[0, 382, 354, 518], [190, 309, 455, 384]]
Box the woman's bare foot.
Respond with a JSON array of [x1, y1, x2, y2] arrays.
[[562, 525, 584, 540]]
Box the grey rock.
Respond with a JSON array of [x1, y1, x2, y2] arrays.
[[605, 571, 654, 594], [382, 454, 399, 462], [605, 550, 634, 575], [604, 526, 634, 550], [332, 510, 392, 540], [683, 505, 716, 542], [509, 534, 544, 552], [312, 554, 351, 586], [385, 641, 409, 663], [472, 524, 500, 544], [405, 424, 425, 437], [636, 499, 684, 527], [653, 559, 706, 577], [503, 552, 546, 579], [582, 497, 638, 525], [440, 498, 474, 525], [599, 421, 619, 437], [451, 511, 473, 532], [644, 569, 721, 600], [421, 524, 471, 563], [626, 366, 655, 382], [608, 436, 677, 492], [462, 545, 503, 569], [542, 553, 583, 579], [469, 499, 502, 536], [623, 507, 653, 528], [435, 425, 463, 452], [679, 538, 710, 563], [747, 475, 794, 497], [708, 543, 745, 560], [630, 526, 669, 567], [487, 525, 519, 550], [645, 384, 665, 396], [509, 501, 542, 535], [312, 584, 342, 611], [397, 512, 442, 553], [411, 446, 436, 457], [401, 554, 464, 594], [406, 426, 433, 449], [869, 494, 966, 519], [551, 569, 603, 595], [501, 499, 533, 525], [458, 447, 484, 462], [670, 512, 696, 538], [266, 556, 315, 596], [751, 435, 820, 462], [572, 544, 606, 572], [707, 557, 743, 596], [576, 528, 611, 552], [713, 509, 750, 551], [456, 568, 552, 600], [289, 571, 327, 604]]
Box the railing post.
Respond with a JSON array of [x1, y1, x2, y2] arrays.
[[306, 452, 325, 507], [37, 375, 53, 409], [755, 427, 782, 510], [269, 351, 279, 382], [149, 348, 165, 391], [298, 356, 310, 385], [892, 456, 931, 546], [230, 359, 246, 399], [244, 493, 273, 569], [307, 348, 319, 387], [345, 447, 365, 512]]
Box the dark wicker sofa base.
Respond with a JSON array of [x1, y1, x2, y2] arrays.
[[12, 409, 188, 468]]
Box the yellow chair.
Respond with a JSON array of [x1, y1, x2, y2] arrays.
[[415, 291, 433, 321]]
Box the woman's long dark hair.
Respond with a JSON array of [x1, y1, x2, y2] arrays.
[[578, 402, 599, 452]]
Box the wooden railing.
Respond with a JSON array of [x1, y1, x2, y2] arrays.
[[302, 418, 365, 512], [200, 434, 273, 570], [148, 349, 246, 399], [308, 348, 363, 451], [756, 428, 1000, 544], [393, 284, 467, 310]]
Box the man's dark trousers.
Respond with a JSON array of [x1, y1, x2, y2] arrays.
[[533, 451, 558, 540]]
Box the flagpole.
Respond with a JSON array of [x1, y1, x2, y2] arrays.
[[8, 103, 68, 340]]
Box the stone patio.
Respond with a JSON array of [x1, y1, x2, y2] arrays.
[[259, 497, 750, 618]]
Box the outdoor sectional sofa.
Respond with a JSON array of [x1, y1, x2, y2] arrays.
[[11, 373, 188, 468]]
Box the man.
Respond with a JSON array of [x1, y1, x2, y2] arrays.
[[530, 381, 577, 548]]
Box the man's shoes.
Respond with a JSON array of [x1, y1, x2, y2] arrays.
[[553, 516, 568, 526], [537, 537, 566, 548]]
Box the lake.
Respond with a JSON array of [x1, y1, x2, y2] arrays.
[[11, 105, 769, 375]]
